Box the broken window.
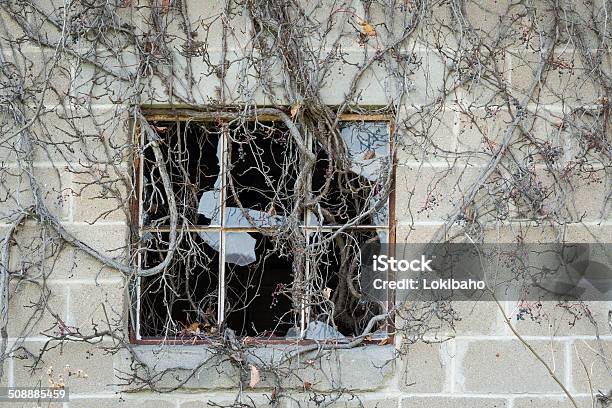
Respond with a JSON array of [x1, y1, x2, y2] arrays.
[[135, 113, 393, 341], [312, 121, 390, 226]]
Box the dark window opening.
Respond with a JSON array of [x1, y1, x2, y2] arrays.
[[226, 121, 298, 227], [142, 122, 222, 227], [308, 230, 384, 337], [139, 231, 219, 337], [135, 114, 392, 341], [224, 233, 295, 337], [311, 122, 389, 226]]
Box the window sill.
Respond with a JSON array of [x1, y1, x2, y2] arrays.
[[118, 343, 395, 391]]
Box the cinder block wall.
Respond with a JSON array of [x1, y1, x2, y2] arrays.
[[1, 1, 610, 407]]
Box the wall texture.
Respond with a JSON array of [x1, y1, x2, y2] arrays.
[[0, 0, 610, 407]]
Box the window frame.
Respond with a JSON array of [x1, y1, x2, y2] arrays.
[[129, 108, 396, 345]]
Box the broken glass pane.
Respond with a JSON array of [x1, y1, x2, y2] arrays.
[[198, 230, 258, 267], [307, 229, 385, 337], [302, 320, 346, 341], [224, 232, 295, 337], [311, 121, 390, 226], [225, 121, 297, 227], [139, 231, 220, 337], [342, 122, 390, 181], [142, 121, 222, 227]]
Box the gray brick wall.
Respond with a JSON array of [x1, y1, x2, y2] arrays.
[[1, 0, 610, 407]]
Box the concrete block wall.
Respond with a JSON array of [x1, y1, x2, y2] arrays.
[[1, 1, 610, 407]]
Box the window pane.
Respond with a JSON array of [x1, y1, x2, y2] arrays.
[[139, 230, 220, 338], [311, 121, 390, 227], [224, 232, 297, 337], [306, 229, 386, 338], [142, 121, 222, 227], [225, 121, 298, 227]]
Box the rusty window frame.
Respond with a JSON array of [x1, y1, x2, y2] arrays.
[[131, 109, 396, 344]]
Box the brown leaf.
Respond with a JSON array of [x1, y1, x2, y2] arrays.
[[162, 0, 170, 13], [229, 352, 243, 363], [249, 365, 261, 388], [185, 322, 201, 335], [359, 20, 376, 37], [378, 337, 391, 346], [290, 104, 301, 118], [303, 381, 313, 391]]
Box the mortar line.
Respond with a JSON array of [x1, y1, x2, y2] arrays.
[[427, 335, 612, 341], [565, 339, 573, 394], [45, 278, 124, 285]]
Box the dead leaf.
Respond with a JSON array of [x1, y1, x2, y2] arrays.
[[303, 381, 313, 391], [323, 287, 332, 299], [186, 322, 201, 335], [359, 20, 376, 37], [249, 365, 261, 388], [290, 104, 301, 118], [363, 150, 376, 160], [378, 337, 391, 346], [161, 0, 170, 13]]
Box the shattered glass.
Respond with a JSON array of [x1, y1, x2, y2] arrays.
[[311, 121, 390, 226]]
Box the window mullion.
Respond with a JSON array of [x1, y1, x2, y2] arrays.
[[217, 123, 229, 328], [135, 120, 146, 340], [301, 128, 315, 337]]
